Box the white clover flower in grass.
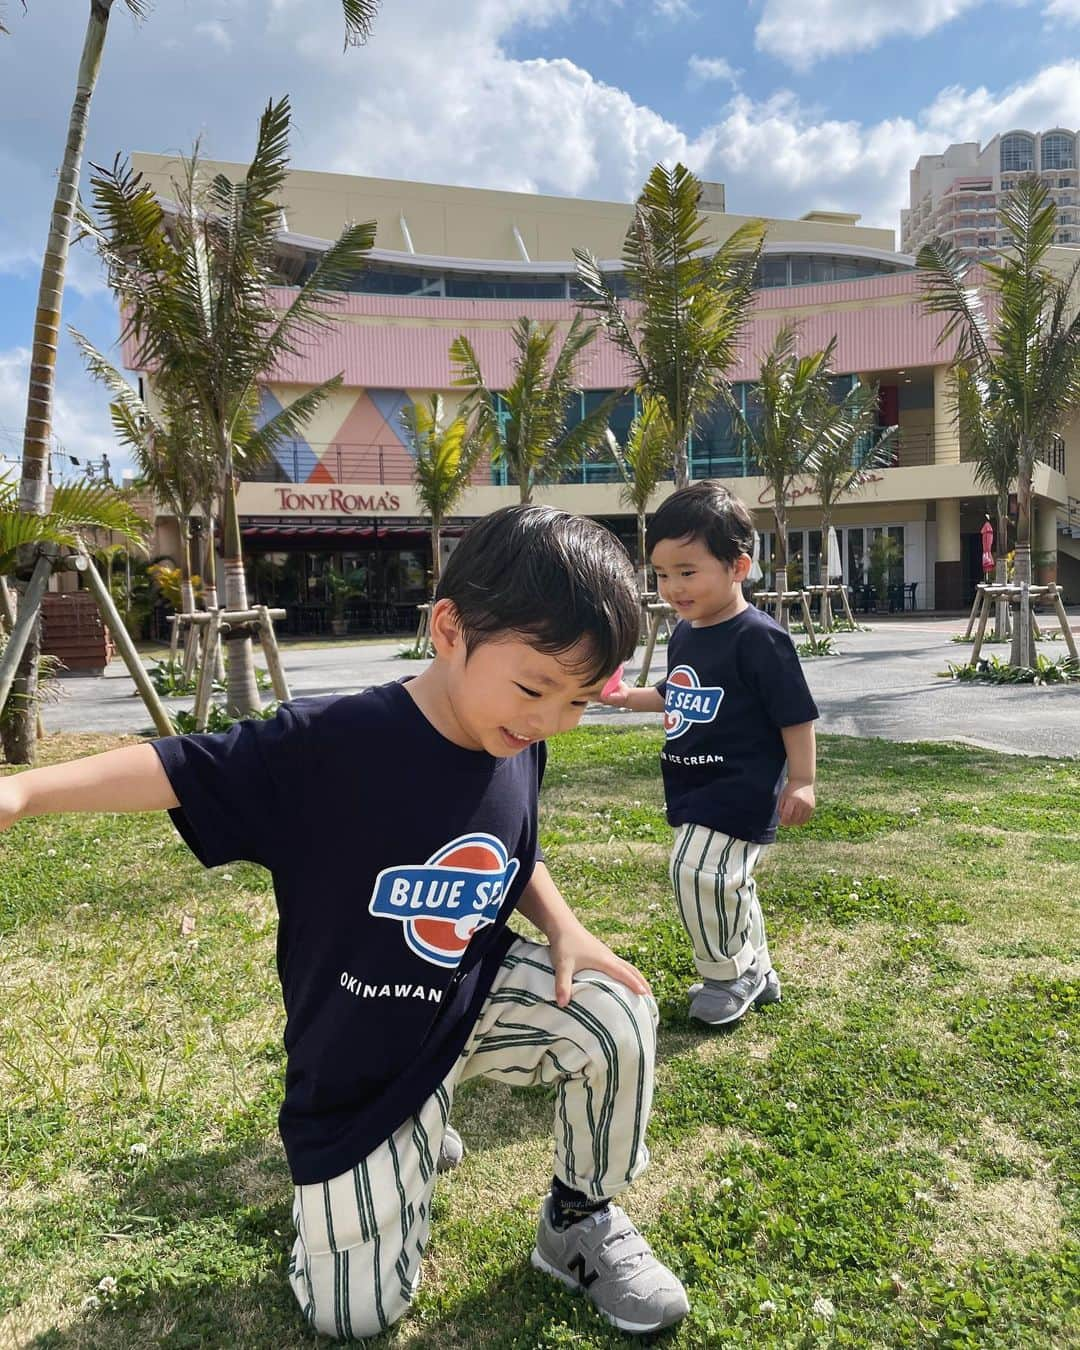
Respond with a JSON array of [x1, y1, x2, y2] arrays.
[[758, 1299, 777, 1314], [79, 1295, 100, 1313], [914, 1189, 934, 1206], [46, 847, 57, 857], [96, 1276, 117, 1295], [222, 872, 234, 882], [785, 1100, 799, 1113], [718, 1176, 734, 1190], [848, 892, 860, 902], [812, 1296, 835, 1319], [129, 1142, 148, 1160]]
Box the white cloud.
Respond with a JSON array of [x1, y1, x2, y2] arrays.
[[0, 346, 123, 480], [1045, 0, 1080, 21], [193, 20, 234, 53], [653, 0, 697, 16], [688, 55, 740, 86], [755, 0, 987, 69]]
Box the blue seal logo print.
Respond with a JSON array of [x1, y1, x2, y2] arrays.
[[663, 664, 724, 741], [368, 833, 520, 968]]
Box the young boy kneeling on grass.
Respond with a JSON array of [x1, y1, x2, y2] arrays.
[[0, 506, 689, 1340], [602, 482, 819, 1028]]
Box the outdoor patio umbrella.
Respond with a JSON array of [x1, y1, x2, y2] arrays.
[[827, 526, 842, 581], [980, 517, 995, 576]]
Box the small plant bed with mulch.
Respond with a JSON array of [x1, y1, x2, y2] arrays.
[[1, 731, 1078, 1347], [942, 654, 1080, 685]]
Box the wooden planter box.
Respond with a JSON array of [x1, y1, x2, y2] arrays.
[[41, 590, 115, 674]]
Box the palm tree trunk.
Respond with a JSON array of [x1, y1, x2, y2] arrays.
[[1010, 457, 1035, 667], [673, 425, 689, 491], [221, 468, 260, 717], [819, 511, 832, 632], [8, 0, 116, 765], [994, 492, 1009, 641], [430, 515, 441, 594], [179, 522, 199, 679], [773, 505, 789, 630], [199, 512, 225, 684]]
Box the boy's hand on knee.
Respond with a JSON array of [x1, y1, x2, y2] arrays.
[[778, 780, 815, 827], [549, 918, 652, 1007]]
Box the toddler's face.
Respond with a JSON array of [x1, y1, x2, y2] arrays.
[[651, 534, 749, 627], [447, 633, 610, 757]]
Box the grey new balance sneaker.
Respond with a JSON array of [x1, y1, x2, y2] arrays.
[[689, 968, 783, 1009], [531, 1199, 689, 1334], [688, 960, 767, 1026], [436, 1124, 464, 1174]]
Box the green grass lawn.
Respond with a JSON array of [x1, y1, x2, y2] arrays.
[[1, 730, 1078, 1348]]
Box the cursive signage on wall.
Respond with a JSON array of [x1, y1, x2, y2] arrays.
[[757, 473, 884, 508]]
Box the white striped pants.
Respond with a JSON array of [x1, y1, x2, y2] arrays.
[[669, 823, 771, 981], [288, 936, 658, 1341]]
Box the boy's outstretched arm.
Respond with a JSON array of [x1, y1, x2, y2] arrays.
[[597, 679, 665, 713], [0, 744, 179, 831], [517, 862, 652, 1008], [778, 721, 816, 826]]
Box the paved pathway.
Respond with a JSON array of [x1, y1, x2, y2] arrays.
[[44, 615, 1080, 758]]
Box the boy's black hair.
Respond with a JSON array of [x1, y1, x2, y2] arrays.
[[436, 505, 639, 683], [645, 481, 755, 565]]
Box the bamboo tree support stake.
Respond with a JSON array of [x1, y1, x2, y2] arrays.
[[256, 606, 291, 703], [1051, 588, 1079, 662], [0, 574, 15, 633], [963, 587, 983, 641], [798, 592, 818, 646], [80, 550, 175, 738], [968, 588, 992, 667], [169, 612, 182, 663], [0, 554, 54, 720], [193, 610, 223, 732], [838, 584, 856, 627]]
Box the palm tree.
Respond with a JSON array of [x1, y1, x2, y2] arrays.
[[400, 395, 486, 593], [74, 98, 376, 715], [955, 365, 1018, 640], [606, 396, 674, 590], [2, 0, 380, 758], [807, 384, 897, 627], [574, 163, 765, 489], [741, 327, 838, 621], [449, 316, 617, 504], [0, 473, 148, 759], [918, 175, 1080, 667], [74, 352, 211, 610]]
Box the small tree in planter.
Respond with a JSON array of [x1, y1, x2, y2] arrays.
[[324, 568, 356, 637], [867, 535, 902, 612]]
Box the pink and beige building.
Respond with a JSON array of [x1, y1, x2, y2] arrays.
[[126, 156, 1080, 629]]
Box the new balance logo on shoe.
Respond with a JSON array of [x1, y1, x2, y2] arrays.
[[567, 1253, 599, 1289]]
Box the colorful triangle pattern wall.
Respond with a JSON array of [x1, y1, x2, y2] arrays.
[[257, 388, 414, 484]]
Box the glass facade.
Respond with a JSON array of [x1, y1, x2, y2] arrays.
[[1000, 134, 1035, 172], [289, 251, 906, 300], [1041, 133, 1076, 171]]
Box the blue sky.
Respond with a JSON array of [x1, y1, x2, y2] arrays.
[[2, 0, 1079, 480]]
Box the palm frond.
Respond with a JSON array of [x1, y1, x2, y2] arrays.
[[240, 376, 344, 469], [916, 237, 993, 370], [342, 0, 379, 47]]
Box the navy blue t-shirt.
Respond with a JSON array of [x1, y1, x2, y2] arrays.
[[152, 680, 543, 1185], [656, 607, 818, 844]]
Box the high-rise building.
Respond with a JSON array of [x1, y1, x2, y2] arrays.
[[902, 129, 1079, 257]]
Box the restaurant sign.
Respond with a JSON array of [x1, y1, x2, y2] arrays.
[[273, 487, 402, 514]]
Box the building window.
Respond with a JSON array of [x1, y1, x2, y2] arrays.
[[1001, 133, 1035, 173], [1042, 132, 1076, 172]]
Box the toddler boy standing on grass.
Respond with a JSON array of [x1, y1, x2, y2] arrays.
[[0, 506, 689, 1340], [602, 482, 819, 1027]]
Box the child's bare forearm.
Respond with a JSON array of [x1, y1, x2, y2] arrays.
[[781, 721, 816, 786], [0, 743, 179, 829], [599, 683, 665, 713]]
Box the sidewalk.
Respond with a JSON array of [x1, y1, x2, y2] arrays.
[[46, 615, 1080, 757]]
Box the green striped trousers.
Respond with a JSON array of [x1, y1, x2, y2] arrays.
[[288, 937, 658, 1341], [669, 823, 772, 981]]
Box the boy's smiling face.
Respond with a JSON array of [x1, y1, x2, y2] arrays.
[[651, 534, 751, 627], [422, 601, 610, 756]]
